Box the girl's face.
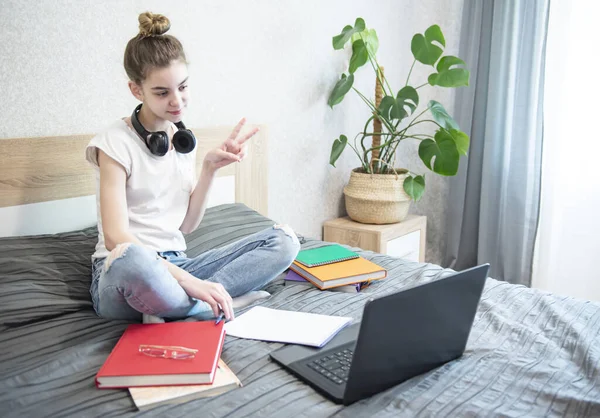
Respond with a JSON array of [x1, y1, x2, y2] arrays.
[[132, 60, 190, 124]]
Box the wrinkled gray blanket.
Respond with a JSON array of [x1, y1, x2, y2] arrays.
[[1, 204, 599, 417]]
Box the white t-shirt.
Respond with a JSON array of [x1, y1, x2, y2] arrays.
[[85, 118, 196, 259]]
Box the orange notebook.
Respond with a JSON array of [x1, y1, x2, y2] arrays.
[[96, 321, 225, 389], [289, 256, 386, 290]]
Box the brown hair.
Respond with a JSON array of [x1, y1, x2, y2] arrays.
[[123, 12, 187, 84]]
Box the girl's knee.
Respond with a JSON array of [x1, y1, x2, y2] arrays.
[[104, 243, 157, 269], [104, 242, 134, 270], [103, 243, 161, 280], [272, 224, 301, 263]]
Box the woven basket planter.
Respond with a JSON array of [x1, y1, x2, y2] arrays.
[[343, 168, 411, 224]]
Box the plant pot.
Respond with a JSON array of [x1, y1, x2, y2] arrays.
[[343, 168, 411, 224]]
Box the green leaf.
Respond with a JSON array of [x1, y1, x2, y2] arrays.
[[378, 86, 419, 122], [397, 86, 419, 114], [349, 39, 369, 74], [404, 175, 425, 201], [428, 55, 470, 87], [411, 25, 445, 66], [351, 28, 379, 57], [328, 73, 354, 108], [332, 18, 366, 50], [448, 129, 469, 156], [428, 100, 459, 130], [437, 55, 466, 73], [418, 128, 460, 176], [378, 96, 400, 120], [330, 135, 348, 167]]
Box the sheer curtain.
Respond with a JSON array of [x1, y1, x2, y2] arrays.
[[532, 0, 600, 300], [445, 0, 548, 285]]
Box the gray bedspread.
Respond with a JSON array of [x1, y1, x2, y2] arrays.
[[1, 204, 599, 417]]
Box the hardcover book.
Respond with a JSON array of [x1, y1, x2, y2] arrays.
[[96, 321, 225, 388], [129, 359, 241, 410]]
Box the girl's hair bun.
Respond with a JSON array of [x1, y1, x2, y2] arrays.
[[138, 12, 170, 37]]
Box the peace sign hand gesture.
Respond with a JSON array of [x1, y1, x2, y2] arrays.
[[203, 118, 259, 171]]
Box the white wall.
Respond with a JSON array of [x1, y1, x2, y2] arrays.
[[0, 0, 464, 264]]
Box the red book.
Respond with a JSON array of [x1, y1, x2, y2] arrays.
[[96, 321, 225, 389]]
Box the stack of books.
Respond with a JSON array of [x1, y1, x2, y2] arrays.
[[95, 321, 242, 410], [286, 244, 387, 292]]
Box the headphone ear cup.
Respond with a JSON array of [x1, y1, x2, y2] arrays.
[[147, 132, 170, 156], [172, 129, 196, 154]]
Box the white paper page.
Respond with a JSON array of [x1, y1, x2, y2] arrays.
[[224, 307, 352, 347]]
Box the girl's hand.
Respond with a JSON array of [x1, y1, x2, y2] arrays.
[[179, 272, 234, 320], [203, 118, 259, 171]]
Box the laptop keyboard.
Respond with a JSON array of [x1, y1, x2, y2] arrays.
[[306, 347, 353, 385]]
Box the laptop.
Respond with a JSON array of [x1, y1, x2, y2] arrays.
[[270, 264, 490, 405]]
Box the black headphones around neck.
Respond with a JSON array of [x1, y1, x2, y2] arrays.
[[131, 104, 196, 156]]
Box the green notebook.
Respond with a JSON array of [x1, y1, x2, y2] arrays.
[[295, 244, 359, 268]]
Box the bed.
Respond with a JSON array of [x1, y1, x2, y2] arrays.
[[1, 128, 599, 418]]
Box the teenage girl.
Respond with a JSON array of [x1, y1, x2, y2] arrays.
[[85, 12, 300, 323]]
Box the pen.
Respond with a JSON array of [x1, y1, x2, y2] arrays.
[[215, 311, 225, 325]]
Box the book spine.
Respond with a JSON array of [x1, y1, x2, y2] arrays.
[[96, 325, 132, 388], [289, 264, 324, 289]]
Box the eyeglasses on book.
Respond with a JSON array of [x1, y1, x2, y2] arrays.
[[139, 344, 198, 360]]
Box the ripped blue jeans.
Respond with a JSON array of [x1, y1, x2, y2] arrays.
[[89, 225, 300, 321]]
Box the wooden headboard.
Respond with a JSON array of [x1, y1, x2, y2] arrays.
[[0, 125, 268, 236]]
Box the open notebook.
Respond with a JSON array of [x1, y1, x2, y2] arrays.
[[224, 306, 352, 347]]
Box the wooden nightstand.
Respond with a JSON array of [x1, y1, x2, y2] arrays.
[[323, 215, 427, 262]]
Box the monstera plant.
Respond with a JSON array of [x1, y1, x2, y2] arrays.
[[329, 18, 470, 214]]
